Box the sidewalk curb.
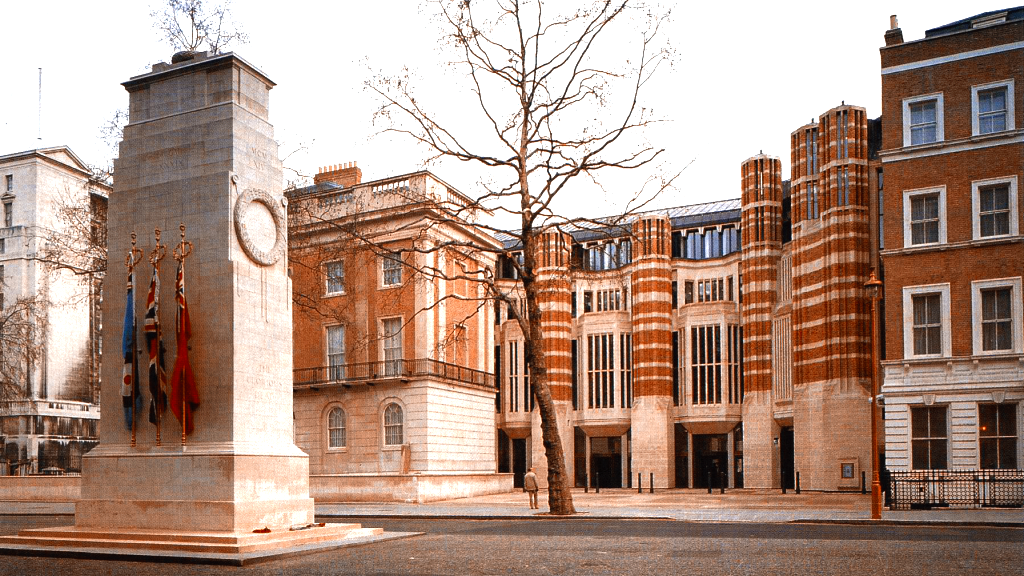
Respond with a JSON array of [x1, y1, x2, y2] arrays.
[[314, 512, 1023, 528]]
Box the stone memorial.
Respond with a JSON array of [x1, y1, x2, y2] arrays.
[[0, 52, 395, 562]]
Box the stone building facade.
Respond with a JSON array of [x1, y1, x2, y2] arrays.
[[287, 164, 509, 500], [879, 10, 1024, 473], [0, 146, 106, 475]]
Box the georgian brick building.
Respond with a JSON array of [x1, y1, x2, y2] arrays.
[[879, 10, 1023, 474], [286, 164, 508, 500]]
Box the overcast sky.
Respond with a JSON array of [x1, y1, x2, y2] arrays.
[[0, 1, 1013, 222]]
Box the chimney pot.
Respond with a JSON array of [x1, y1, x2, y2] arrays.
[[890, 15, 898, 30]]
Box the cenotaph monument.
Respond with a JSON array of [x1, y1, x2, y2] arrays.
[[0, 52, 395, 562]]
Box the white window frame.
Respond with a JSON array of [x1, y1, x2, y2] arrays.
[[902, 93, 944, 147], [971, 176, 1018, 239], [381, 317, 403, 376], [324, 260, 345, 296], [903, 186, 946, 248], [971, 277, 1023, 356], [327, 405, 347, 450], [902, 283, 952, 359], [326, 324, 346, 380], [971, 79, 1015, 136], [381, 252, 402, 287]]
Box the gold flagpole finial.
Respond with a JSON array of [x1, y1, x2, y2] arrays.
[[150, 228, 167, 267]]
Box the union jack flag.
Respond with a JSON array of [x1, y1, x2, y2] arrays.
[[145, 265, 167, 424]]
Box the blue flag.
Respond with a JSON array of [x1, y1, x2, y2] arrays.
[[122, 260, 142, 429]]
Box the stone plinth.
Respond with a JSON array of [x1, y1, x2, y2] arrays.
[[78, 52, 308, 532]]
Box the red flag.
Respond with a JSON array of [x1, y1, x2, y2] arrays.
[[169, 259, 199, 434]]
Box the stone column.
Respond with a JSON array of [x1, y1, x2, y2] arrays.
[[77, 52, 313, 532]]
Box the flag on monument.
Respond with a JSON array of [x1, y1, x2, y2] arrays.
[[121, 259, 142, 429], [170, 259, 200, 434], [145, 264, 168, 424]]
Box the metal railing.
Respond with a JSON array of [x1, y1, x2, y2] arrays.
[[294, 358, 495, 389], [889, 469, 1024, 510]]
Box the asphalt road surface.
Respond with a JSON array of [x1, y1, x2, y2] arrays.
[[1, 515, 1021, 575]]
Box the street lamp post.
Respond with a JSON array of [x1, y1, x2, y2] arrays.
[[865, 270, 883, 520]]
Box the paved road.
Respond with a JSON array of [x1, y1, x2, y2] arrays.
[[1, 515, 1021, 575]]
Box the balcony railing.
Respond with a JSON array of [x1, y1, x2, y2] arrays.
[[294, 358, 495, 389], [889, 469, 1024, 510]]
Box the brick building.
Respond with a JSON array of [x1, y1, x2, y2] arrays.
[[879, 10, 1023, 474], [494, 204, 745, 489], [286, 164, 509, 500]]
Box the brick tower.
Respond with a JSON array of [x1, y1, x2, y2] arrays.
[[739, 154, 784, 488], [629, 215, 674, 487]]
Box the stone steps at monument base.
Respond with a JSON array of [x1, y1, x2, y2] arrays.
[[0, 524, 384, 554]]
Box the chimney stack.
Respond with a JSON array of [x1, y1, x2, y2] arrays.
[[885, 14, 904, 46], [314, 161, 362, 187]]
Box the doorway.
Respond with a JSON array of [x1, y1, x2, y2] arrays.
[[674, 424, 689, 488], [512, 438, 527, 488], [693, 434, 728, 489], [589, 436, 622, 488], [780, 426, 795, 490]]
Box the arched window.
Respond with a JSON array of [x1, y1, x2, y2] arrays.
[[328, 407, 346, 449], [383, 403, 404, 446]]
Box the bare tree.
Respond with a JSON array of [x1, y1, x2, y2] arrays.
[[329, 0, 675, 515], [0, 295, 44, 404], [151, 0, 249, 55]]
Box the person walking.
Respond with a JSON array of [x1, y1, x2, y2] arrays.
[[523, 467, 539, 510]]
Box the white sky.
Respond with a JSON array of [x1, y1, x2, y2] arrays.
[[0, 1, 1013, 224]]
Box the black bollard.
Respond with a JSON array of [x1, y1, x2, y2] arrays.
[[720, 471, 725, 494], [585, 472, 589, 493], [650, 472, 654, 494], [861, 471, 866, 494], [796, 472, 801, 494], [638, 473, 642, 494], [782, 473, 787, 494], [707, 470, 713, 494], [595, 471, 600, 494]]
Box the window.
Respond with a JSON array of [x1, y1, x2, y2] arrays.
[[972, 80, 1015, 136], [912, 294, 942, 356], [877, 170, 884, 250], [903, 187, 946, 247], [327, 325, 345, 379], [382, 252, 402, 286], [979, 404, 1017, 469], [903, 284, 950, 358], [382, 318, 403, 376], [910, 194, 939, 245], [4, 175, 11, 192], [587, 333, 615, 409], [327, 407, 346, 449], [727, 324, 742, 404], [325, 261, 344, 295], [971, 278, 1022, 355], [691, 325, 722, 405], [619, 333, 632, 408], [902, 93, 944, 147], [2, 201, 11, 228], [972, 177, 1018, 239], [911, 406, 947, 469], [0, 238, 4, 254], [671, 281, 678, 308], [383, 403, 403, 446], [807, 183, 820, 220], [595, 289, 622, 312], [583, 291, 593, 313]]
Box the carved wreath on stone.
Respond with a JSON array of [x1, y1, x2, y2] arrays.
[[234, 187, 285, 266]]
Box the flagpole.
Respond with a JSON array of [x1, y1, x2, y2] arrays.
[[174, 224, 193, 446], [150, 229, 167, 446], [126, 232, 142, 448]]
